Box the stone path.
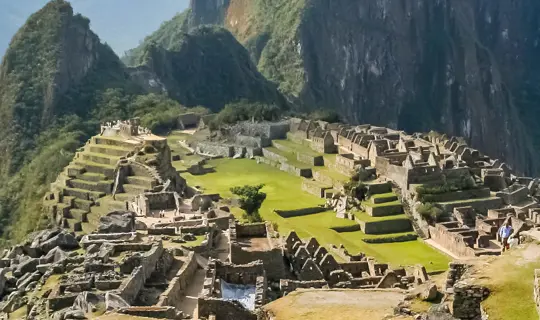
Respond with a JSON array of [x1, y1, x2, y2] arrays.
[[176, 268, 206, 319]]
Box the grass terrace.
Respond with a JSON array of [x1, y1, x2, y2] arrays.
[[177, 158, 450, 272]]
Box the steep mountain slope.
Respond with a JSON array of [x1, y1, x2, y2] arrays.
[[0, 0, 136, 177], [182, 0, 540, 175], [0, 0, 140, 242], [127, 25, 284, 111], [0, 0, 285, 243]]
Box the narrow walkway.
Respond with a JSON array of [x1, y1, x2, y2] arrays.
[[176, 268, 206, 319]]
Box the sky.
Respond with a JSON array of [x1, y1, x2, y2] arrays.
[[0, 0, 190, 58]]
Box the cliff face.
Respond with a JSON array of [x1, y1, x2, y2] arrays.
[[189, 0, 540, 175]]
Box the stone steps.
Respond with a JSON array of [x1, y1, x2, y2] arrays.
[[122, 183, 148, 194], [69, 209, 88, 222], [93, 136, 141, 148], [371, 193, 399, 204], [78, 172, 107, 182], [68, 179, 113, 194], [107, 199, 129, 211], [56, 203, 71, 218], [126, 176, 158, 188], [74, 198, 93, 211], [67, 164, 86, 177], [63, 187, 105, 202], [89, 144, 133, 157], [75, 160, 116, 179], [81, 152, 121, 166], [61, 196, 76, 206]]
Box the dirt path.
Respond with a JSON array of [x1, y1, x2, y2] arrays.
[[265, 289, 406, 320]]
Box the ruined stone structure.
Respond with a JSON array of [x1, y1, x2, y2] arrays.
[[43, 119, 187, 233], [282, 231, 428, 293]]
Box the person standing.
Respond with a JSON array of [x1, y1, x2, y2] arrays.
[[499, 221, 513, 252]]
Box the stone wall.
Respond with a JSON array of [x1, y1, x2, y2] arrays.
[[313, 171, 344, 190], [357, 217, 412, 234], [418, 188, 491, 203], [117, 266, 145, 304], [119, 306, 177, 319], [256, 156, 312, 178], [197, 298, 257, 320], [236, 223, 267, 238], [262, 148, 288, 163], [374, 157, 408, 190], [534, 269, 540, 317], [439, 197, 503, 214], [297, 153, 324, 166], [452, 283, 490, 320], [156, 251, 198, 307], [279, 279, 328, 295], [196, 142, 234, 157], [230, 244, 287, 281], [274, 207, 326, 218], [302, 179, 332, 198], [428, 225, 477, 258], [365, 203, 403, 217]]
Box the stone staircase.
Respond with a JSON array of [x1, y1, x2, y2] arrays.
[[354, 185, 413, 235], [46, 135, 161, 232]]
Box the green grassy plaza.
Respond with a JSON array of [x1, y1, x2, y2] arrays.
[[178, 158, 450, 272]]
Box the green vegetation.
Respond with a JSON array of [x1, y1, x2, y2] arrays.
[[210, 99, 282, 129], [122, 9, 191, 66], [128, 25, 286, 112], [177, 157, 449, 272], [416, 203, 444, 224], [230, 184, 267, 223], [477, 245, 540, 320], [415, 175, 477, 202]]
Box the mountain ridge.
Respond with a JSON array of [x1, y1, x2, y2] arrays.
[[161, 0, 540, 176]]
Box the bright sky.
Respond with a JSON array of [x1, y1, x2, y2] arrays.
[[0, 0, 190, 58]]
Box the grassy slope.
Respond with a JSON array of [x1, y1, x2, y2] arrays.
[[473, 244, 540, 320], [179, 158, 449, 272]]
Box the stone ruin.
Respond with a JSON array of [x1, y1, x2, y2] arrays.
[[43, 118, 187, 234], [281, 231, 429, 295]]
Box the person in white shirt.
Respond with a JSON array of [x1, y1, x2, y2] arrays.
[[498, 221, 513, 252]]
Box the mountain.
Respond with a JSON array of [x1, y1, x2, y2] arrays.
[[0, 0, 284, 243], [156, 0, 540, 175], [126, 25, 284, 111]]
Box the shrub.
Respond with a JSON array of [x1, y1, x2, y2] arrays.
[[230, 184, 267, 223], [417, 203, 443, 223]]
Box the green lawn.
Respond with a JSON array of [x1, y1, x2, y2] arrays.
[[272, 139, 320, 157], [179, 158, 450, 272], [476, 245, 540, 320]]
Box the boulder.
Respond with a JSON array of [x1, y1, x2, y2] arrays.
[[63, 309, 86, 319], [14, 258, 39, 277], [183, 233, 196, 242], [105, 292, 130, 311], [98, 211, 135, 234], [422, 283, 438, 301], [86, 244, 100, 255], [44, 247, 68, 264], [135, 220, 147, 230], [39, 232, 79, 253], [73, 292, 105, 314]]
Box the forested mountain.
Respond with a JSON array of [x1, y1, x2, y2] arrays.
[[130, 0, 540, 176], [0, 0, 282, 243]]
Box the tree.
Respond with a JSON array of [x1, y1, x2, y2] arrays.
[[230, 184, 267, 223]]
